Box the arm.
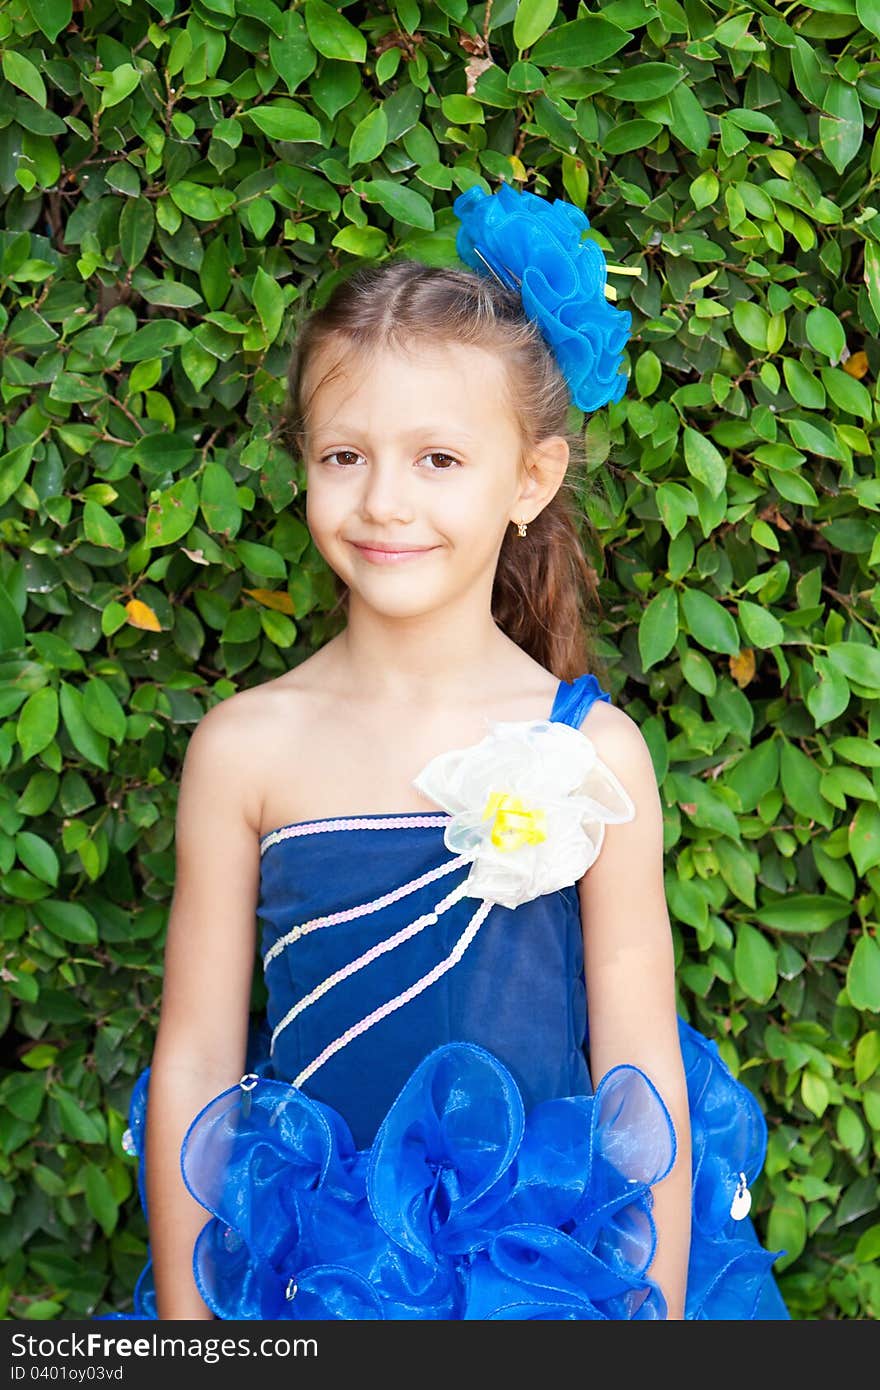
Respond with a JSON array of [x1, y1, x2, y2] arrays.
[[577, 705, 691, 1320], [145, 699, 263, 1320]]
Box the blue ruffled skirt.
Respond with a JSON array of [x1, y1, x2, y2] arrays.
[[100, 1018, 789, 1320]]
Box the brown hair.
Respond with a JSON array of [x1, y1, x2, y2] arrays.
[[272, 259, 610, 687]]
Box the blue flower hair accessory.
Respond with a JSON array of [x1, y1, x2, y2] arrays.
[[452, 181, 633, 412]]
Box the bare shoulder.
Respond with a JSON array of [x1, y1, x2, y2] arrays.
[[574, 697, 666, 893], [180, 677, 304, 836], [576, 698, 659, 789]]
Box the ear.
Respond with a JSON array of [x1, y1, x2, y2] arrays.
[[512, 435, 570, 525]]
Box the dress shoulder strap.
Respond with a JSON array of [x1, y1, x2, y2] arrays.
[[550, 671, 612, 729]]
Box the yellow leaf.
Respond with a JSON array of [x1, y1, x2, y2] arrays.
[[843, 350, 869, 379], [244, 588, 295, 614], [730, 648, 755, 688], [125, 598, 161, 631]]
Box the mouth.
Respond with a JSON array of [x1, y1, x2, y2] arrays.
[[350, 542, 439, 564]]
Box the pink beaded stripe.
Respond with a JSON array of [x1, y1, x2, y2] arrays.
[[263, 854, 470, 968], [260, 813, 451, 856], [292, 898, 495, 1088], [269, 878, 472, 1054]]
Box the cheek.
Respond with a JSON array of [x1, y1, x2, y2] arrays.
[[305, 481, 341, 534]]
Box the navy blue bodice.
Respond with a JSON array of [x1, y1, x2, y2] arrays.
[[255, 673, 610, 1148]]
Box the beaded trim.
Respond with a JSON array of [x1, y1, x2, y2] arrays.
[[263, 853, 470, 967], [260, 813, 451, 855], [269, 878, 471, 1054], [291, 897, 494, 1088]]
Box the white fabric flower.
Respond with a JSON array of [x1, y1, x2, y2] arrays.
[[411, 719, 636, 910]]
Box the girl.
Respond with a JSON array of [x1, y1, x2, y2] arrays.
[[105, 182, 789, 1321]]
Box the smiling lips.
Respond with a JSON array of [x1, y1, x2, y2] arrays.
[[350, 541, 438, 564]]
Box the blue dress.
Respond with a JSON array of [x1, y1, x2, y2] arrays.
[[104, 672, 790, 1321]]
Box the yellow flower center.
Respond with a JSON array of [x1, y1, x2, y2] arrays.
[[481, 791, 547, 851]]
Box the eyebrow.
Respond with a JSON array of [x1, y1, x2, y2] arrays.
[[310, 424, 479, 444]]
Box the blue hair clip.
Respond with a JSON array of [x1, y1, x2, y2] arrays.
[[471, 245, 522, 293], [453, 181, 632, 412]]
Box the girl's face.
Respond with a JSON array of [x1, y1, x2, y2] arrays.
[[302, 339, 554, 620]]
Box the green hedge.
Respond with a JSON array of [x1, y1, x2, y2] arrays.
[[1, 0, 879, 1321]]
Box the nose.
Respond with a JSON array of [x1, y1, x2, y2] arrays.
[[359, 455, 415, 525]]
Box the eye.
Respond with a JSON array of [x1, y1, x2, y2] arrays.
[[420, 452, 461, 470], [319, 450, 461, 469], [320, 450, 363, 467]]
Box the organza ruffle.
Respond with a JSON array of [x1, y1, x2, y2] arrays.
[[99, 1019, 787, 1321], [453, 181, 631, 413]]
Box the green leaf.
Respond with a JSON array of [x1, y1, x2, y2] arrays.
[[36, 898, 98, 944], [733, 299, 770, 351], [251, 266, 285, 341], [819, 78, 863, 175], [17, 686, 58, 760], [260, 609, 297, 647], [59, 682, 109, 770], [82, 678, 127, 745], [606, 63, 683, 102], [857, 0, 880, 38], [84, 1162, 118, 1235], [782, 358, 825, 409], [681, 588, 740, 655], [854, 1031, 880, 1083], [847, 933, 880, 1011], [180, 337, 217, 392], [28, 0, 73, 44], [514, 0, 559, 50], [0, 442, 35, 508], [200, 463, 242, 537], [604, 119, 663, 156], [0, 578, 25, 652], [638, 588, 679, 669], [736, 600, 785, 648], [234, 540, 287, 579], [529, 16, 629, 67], [820, 366, 873, 420], [854, 1223, 880, 1263], [15, 832, 59, 887], [827, 641, 880, 690], [753, 893, 851, 934], [690, 170, 719, 210], [169, 182, 234, 221], [53, 1088, 106, 1143], [786, 417, 846, 461], [683, 426, 727, 496], [801, 1069, 829, 1118], [734, 922, 778, 1003], [119, 321, 190, 362], [667, 80, 712, 154], [2, 50, 47, 107], [780, 740, 826, 821], [303, 0, 367, 61], [805, 306, 846, 363], [836, 1104, 866, 1157], [119, 197, 154, 269], [360, 179, 434, 230], [145, 476, 199, 548], [332, 224, 388, 257], [850, 802, 880, 876], [92, 63, 141, 110], [269, 12, 317, 95], [863, 239, 880, 324], [83, 501, 125, 550], [245, 104, 323, 142], [4, 1072, 44, 1122], [349, 104, 388, 166], [767, 1191, 806, 1269]]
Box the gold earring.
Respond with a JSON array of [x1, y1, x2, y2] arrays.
[[514, 518, 528, 537]]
